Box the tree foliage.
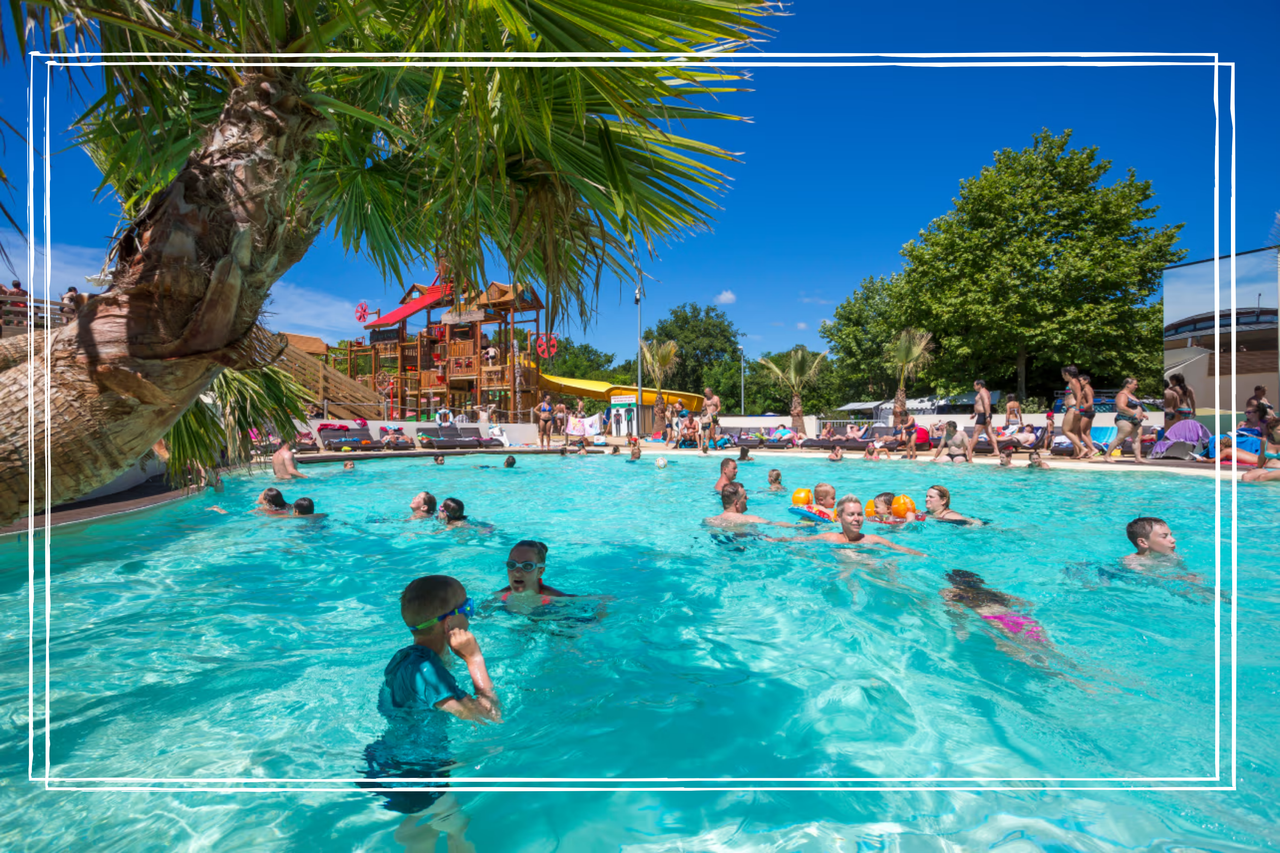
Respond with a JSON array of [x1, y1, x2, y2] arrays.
[[643, 302, 740, 396], [819, 275, 904, 402], [895, 129, 1183, 400]]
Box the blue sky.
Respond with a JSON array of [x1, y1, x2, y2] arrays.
[[1, 0, 1277, 364]]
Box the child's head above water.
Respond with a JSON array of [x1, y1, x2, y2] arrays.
[[873, 491, 895, 516], [813, 482, 836, 509], [292, 497, 315, 516], [401, 574, 472, 639], [767, 468, 782, 485], [1126, 517, 1176, 555]]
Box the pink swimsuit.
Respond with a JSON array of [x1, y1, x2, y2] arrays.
[[983, 612, 1047, 643]]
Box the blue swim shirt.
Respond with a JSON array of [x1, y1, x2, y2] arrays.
[[378, 644, 468, 715]]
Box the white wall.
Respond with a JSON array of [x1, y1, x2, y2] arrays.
[[719, 415, 819, 435], [74, 456, 167, 503], [304, 418, 540, 447]]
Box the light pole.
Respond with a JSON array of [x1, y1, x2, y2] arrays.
[[635, 287, 642, 437], [738, 345, 744, 415]]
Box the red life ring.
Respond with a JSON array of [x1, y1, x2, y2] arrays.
[[536, 334, 558, 359], [355, 302, 370, 323]]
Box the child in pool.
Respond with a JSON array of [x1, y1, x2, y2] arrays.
[[869, 491, 897, 522], [940, 569, 1049, 644], [767, 469, 784, 492], [359, 575, 497, 842], [812, 482, 836, 513], [1127, 516, 1177, 557], [863, 445, 886, 461], [493, 540, 573, 611]]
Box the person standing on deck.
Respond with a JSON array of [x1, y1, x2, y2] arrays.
[[700, 387, 722, 451], [966, 380, 999, 459], [1076, 374, 1098, 459]]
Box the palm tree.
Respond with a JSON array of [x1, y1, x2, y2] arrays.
[[639, 339, 680, 425], [885, 328, 935, 418], [160, 366, 311, 486], [0, 0, 770, 524], [758, 348, 828, 434]]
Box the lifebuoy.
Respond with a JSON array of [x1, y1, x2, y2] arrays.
[[355, 302, 370, 323], [788, 504, 836, 523], [536, 334, 558, 359]]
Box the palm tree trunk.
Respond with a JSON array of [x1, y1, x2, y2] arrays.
[[791, 392, 804, 434], [0, 70, 326, 525]]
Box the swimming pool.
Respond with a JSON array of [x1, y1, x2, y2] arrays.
[[3, 454, 1276, 851]]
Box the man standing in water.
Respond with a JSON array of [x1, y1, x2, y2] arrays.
[[768, 495, 924, 555], [272, 441, 308, 480], [966, 379, 999, 459], [699, 386, 722, 451], [713, 458, 737, 492], [704, 483, 794, 529]]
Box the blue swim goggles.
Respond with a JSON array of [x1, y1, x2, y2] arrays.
[[410, 597, 476, 631]]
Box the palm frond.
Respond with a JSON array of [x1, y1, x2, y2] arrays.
[[161, 365, 310, 486]]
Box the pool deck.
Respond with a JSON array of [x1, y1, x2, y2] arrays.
[[1, 440, 1248, 536]]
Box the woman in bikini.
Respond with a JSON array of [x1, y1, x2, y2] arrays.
[[536, 394, 554, 450], [494, 540, 572, 613], [1241, 415, 1280, 483], [1075, 374, 1098, 459], [941, 570, 1051, 646], [895, 409, 919, 460], [1004, 393, 1023, 429], [930, 421, 971, 463], [1163, 377, 1180, 432], [1170, 373, 1196, 423], [1060, 365, 1087, 459], [1097, 377, 1148, 464]]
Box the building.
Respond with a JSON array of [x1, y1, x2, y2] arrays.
[[1164, 306, 1279, 414]]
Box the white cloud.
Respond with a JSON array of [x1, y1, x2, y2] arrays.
[[0, 240, 113, 295], [798, 291, 834, 305], [262, 281, 363, 342], [796, 322, 808, 330], [714, 289, 737, 305], [1162, 251, 1277, 323]]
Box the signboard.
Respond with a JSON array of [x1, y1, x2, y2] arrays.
[[441, 309, 485, 325], [609, 393, 639, 437], [610, 394, 637, 405], [369, 327, 402, 344]]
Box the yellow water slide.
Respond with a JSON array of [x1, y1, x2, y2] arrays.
[[538, 374, 703, 412]]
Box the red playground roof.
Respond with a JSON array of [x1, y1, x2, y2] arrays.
[[364, 282, 453, 329]]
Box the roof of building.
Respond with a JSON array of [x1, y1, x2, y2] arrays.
[[282, 333, 330, 355]]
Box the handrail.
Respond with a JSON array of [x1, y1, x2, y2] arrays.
[[0, 293, 74, 333]]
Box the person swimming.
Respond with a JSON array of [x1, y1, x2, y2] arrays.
[[924, 484, 980, 525], [494, 540, 572, 608], [767, 469, 784, 492], [941, 569, 1049, 645]]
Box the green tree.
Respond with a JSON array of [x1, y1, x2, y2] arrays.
[[819, 275, 904, 403], [0, 0, 768, 523], [643, 303, 740, 397], [757, 347, 829, 433], [544, 338, 617, 381], [896, 129, 1184, 402]]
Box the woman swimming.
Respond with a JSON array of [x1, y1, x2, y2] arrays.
[[1097, 377, 1148, 464], [924, 485, 981, 525], [941, 569, 1049, 644], [494, 540, 572, 610]]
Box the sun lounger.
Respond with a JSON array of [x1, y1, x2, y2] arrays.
[[459, 426, 503, 448], [378, 427, 415, 450], [736, 432, 765, 449], [320, 427, 383, 451]]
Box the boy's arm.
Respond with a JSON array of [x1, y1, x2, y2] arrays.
[[447, 627, 501, 720], [865, 534, 924, 556]]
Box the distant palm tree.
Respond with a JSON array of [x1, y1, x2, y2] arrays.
[[885, 329, 935, 417], [758, 348, 828, 434], [640, 339, 680, 425]]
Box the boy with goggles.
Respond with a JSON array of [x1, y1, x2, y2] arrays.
[[360, 575, 497, 836], [380, 574, 500, 723], [494, 541, 571, 608]]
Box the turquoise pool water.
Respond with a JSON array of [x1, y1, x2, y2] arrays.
[[2, 454, 1277, 851]]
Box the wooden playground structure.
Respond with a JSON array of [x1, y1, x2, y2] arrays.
[[319, 273, 550, 421]]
